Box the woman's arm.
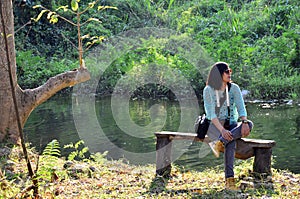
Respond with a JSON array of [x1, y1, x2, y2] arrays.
[[203, 86, 217, 119], [211, 117, 233, 141], [233, 84, 247, 118], [232, 84, 251, 137]]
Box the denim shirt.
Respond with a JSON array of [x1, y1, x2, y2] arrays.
[[203, 83, 247, 124]]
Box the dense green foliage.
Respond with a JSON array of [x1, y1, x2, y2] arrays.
[[16, 50, 77, 89], [14, 0, 300, 100]]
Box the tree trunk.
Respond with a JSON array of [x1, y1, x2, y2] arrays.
[[0, 0, 90, 143]]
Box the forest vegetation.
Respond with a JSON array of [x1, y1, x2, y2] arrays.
[[14, 0, 300, 100], [1, 0, 299, 198]]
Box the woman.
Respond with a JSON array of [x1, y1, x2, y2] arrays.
[[203, 61, 253, 191]]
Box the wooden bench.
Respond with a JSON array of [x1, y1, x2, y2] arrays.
[[155, 131, 276, 177]]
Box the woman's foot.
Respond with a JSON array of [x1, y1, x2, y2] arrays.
[[208, 140, 223, 158], [225, 177, 239, 191]]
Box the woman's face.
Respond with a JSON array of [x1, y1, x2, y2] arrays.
[[222, 68, 232, 83]]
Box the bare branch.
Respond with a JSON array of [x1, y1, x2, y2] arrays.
[[60, 31, 77, 49], [15, 20, 32, 34], [23, 68, 90, 110]]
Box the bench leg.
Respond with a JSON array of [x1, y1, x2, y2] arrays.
[[253, 147, 272, 174], [156, 136, 172, 177]]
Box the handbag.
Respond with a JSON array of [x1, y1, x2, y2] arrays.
[[194, 114, 210, 139]]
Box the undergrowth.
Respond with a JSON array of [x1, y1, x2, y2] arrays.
[[0, 140, 299, 198]]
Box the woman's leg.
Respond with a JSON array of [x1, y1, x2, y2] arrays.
[[220, 120, 253, 145], [224, 123, 238, 178], [225, 140, 236, 178], [224, 121, 253, 178], [206, 122, 221, 141]]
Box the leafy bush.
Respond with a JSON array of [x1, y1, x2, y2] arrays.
[[95, 46, 206, 99], [16, 50, 78, 89], [14, 0, 300, 100]]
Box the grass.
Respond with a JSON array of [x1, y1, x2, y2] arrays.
[[0, 144, 299, 198]]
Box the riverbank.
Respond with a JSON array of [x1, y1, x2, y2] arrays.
[[1, 144, 299, 198]]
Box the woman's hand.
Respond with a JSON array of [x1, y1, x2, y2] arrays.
[[221, 129, 233, 141], [241, 123, 250, 137]]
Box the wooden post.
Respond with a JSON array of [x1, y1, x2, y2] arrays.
[[156, 135, 172, 177], [253, 147, 273, 174]]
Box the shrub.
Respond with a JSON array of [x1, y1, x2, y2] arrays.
[[16, 50, 78, 89]]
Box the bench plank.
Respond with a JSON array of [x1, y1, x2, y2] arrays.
[[154, 131, 276, 177], [155, 131, 275, 147]]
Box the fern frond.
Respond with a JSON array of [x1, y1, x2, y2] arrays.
[[68, 151, 77, 161], [79, 146, 89, 158], [74, 140, 84, 149], [63, 143, 74, 149], [42, 139, 61, 157]]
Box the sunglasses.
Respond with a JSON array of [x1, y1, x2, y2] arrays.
[[224, 68, 232, 74]]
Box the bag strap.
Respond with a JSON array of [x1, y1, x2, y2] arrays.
[[215, 82, 231, 117], [226, 84, 230, 119]]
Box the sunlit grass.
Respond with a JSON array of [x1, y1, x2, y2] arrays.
[[1, 144, 299, 198]]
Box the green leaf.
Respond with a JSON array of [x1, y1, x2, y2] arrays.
[[64, 143, 74, 148], [168, 0, 175, 10], [33, 10, 48, 22], [47, 11, 54, 19], [81, 34, 90, 40], [32, 5, 42, 9], [50, 15, 58, 24], [75, 140, 84, 149], [71, 0, 78, 11], [81, 147, 89, 154], [56, 5, 69, 12], [86, 41, 92, 46], [87, 18, 101, 23], [88, 2, 96, 8], [1, 33, 13, 38], [145, 0, 151, 10], [68, 151, 77, 161], [98, 6, 118, 11]]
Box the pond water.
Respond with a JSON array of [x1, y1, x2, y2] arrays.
[[24, 95, 300, 174]]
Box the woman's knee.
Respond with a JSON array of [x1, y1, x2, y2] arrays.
[[225, 140, 236, 150]]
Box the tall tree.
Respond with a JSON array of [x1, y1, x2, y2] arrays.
[[0, 0, 90, 143]]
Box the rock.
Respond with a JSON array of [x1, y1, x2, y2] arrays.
[[260, 103, 271, 109], [63, 161, 74, 169], [72, 164, 85, 173], [2, 160, 16, 172], [0, 147, 11, 157], [89, 166, 96, 172], [65, 162, 93, 179], [240, 180, 255, 190]]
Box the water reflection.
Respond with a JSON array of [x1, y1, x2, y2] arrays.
[[24, 95, 300, 174]]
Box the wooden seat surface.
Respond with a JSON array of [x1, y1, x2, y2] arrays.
[[155, 131, 276, 160]]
